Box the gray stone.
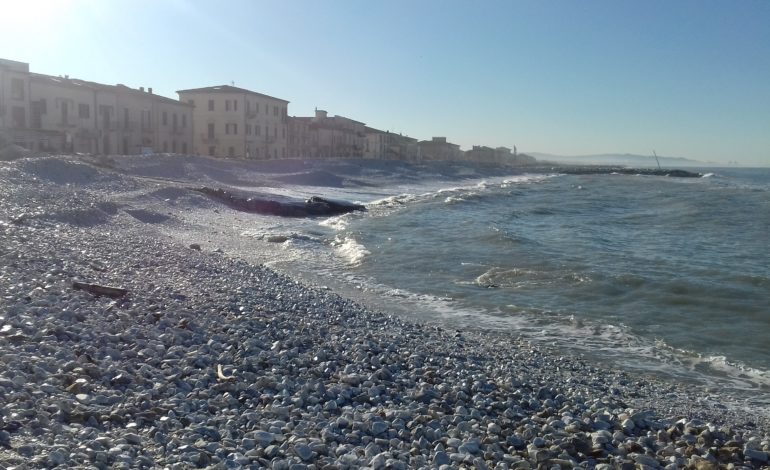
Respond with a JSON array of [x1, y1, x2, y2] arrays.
[[433, 451, 451, 466], [745, 449, 769, 463]]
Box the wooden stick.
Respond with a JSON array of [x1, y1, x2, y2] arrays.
[[72, 281, 128, 298]]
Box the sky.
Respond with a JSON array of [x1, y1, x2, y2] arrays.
[[1, 0, 769, 166]]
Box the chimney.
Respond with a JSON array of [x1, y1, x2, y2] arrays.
[[139, 87, 144, 92], [315, 109, 327, 119], [64, 75, 69, 79], [148, 87, 153, 94]]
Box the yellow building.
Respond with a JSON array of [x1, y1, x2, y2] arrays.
[[288, 109, 366, 159], [418, 137, 463, 161], [1, 58, 193, 155], [364, 127, 420, 161], [177, 85, 289, 159]]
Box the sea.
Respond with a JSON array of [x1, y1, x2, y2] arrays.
[[239, 166, 770, 408]]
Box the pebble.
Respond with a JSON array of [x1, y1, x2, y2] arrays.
[[0, 155, 766, 469]]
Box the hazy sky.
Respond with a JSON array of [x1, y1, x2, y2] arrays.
[[2, 0, 768, 166]]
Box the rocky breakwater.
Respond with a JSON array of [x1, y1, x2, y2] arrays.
[[194, 187, 366, 218], [531, 166, 703, 178], [0, 158, 768, 469]]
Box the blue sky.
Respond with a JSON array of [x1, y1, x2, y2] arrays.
[[2, 0, 768, 166]]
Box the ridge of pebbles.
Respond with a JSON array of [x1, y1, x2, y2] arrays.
[[0, 156, 768, 469]]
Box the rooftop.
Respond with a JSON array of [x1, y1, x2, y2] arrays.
[[176, 85, 289, 103], [28, 73, 192, 107]]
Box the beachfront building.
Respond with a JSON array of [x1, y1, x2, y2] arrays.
[[417, 136, 463, 161], [0, 58, 193, 154], [177, 85, 289, 159], [465, 145, 498, 164], [364, 127, 421, 161], [287, 109, 366, 159], [0, 59, 33, 149], [466, 145, 537, 165]]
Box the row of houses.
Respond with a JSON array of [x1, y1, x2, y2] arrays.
[[1, 58, 533, 165]]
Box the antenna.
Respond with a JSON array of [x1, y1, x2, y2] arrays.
[[653, 150, 661, 170]]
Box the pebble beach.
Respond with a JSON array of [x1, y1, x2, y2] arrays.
[[1, 155, 768, 469]]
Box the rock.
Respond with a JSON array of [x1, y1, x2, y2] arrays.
[[745, 448, 769, 463], [189, 243, 202, 250], [434, 451, 451, 466], [631, 453, 661, 467], [370, 421, 388, 436], [294, 443, 313, 461]]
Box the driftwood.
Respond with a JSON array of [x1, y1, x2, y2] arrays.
[[72, 281, 128, 298]]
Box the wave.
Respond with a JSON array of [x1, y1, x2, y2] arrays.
[[475, 266, 592, 289], [331, 235, 370, 266]]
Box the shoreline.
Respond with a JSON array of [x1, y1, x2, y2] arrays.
[[1, 155, 768, 468]]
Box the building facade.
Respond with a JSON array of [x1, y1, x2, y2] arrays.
[[288, 110, 366, 159], [364, 127, 420, 161], [0, 58, 192, 154], [417, 136, 463, 161], [177, 85, 288, 159]]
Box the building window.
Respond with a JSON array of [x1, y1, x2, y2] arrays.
[[163, 142, 168, 153], [208, 99, 214, 111], [182, 114, 187, 128], [209, 146, 215, 156], [225, 100, 230, 111], [172, 113, 178, 131], [11, 106, 25, 128], [282, 127, 285, 139], [188, 99, 194, 107], [172, 141, 177, 153], [11, 78, 24, 100], [61, 101, 69, 126], [246, 124, 251, 135], [228, 146, 235, 157], [273, 106, 278, 116], [124, 108, 129, 129], [255, 125, 261, 136], [79, 104, 90, 119], [274, 127, 277, 138], [182, 142, 187, 154], [208, 123, 215, 139], [233, 124, 237, 135], [161, 111, 168, 126], [31, 102, 43, 128], [234, 100, 238, 112]]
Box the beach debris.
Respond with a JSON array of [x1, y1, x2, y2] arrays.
[[189, 243, 202, 250], [216, 364, 235, 381], [72, 281, 128, 298]]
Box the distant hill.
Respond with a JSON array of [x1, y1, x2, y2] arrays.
[[528, 152, 711, 168]]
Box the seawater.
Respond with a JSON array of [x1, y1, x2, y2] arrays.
[[270, 168, 770, 406]]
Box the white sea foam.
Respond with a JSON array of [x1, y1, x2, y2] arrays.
[[331, 235, 370, 266], [319, 213, 352, 231]]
